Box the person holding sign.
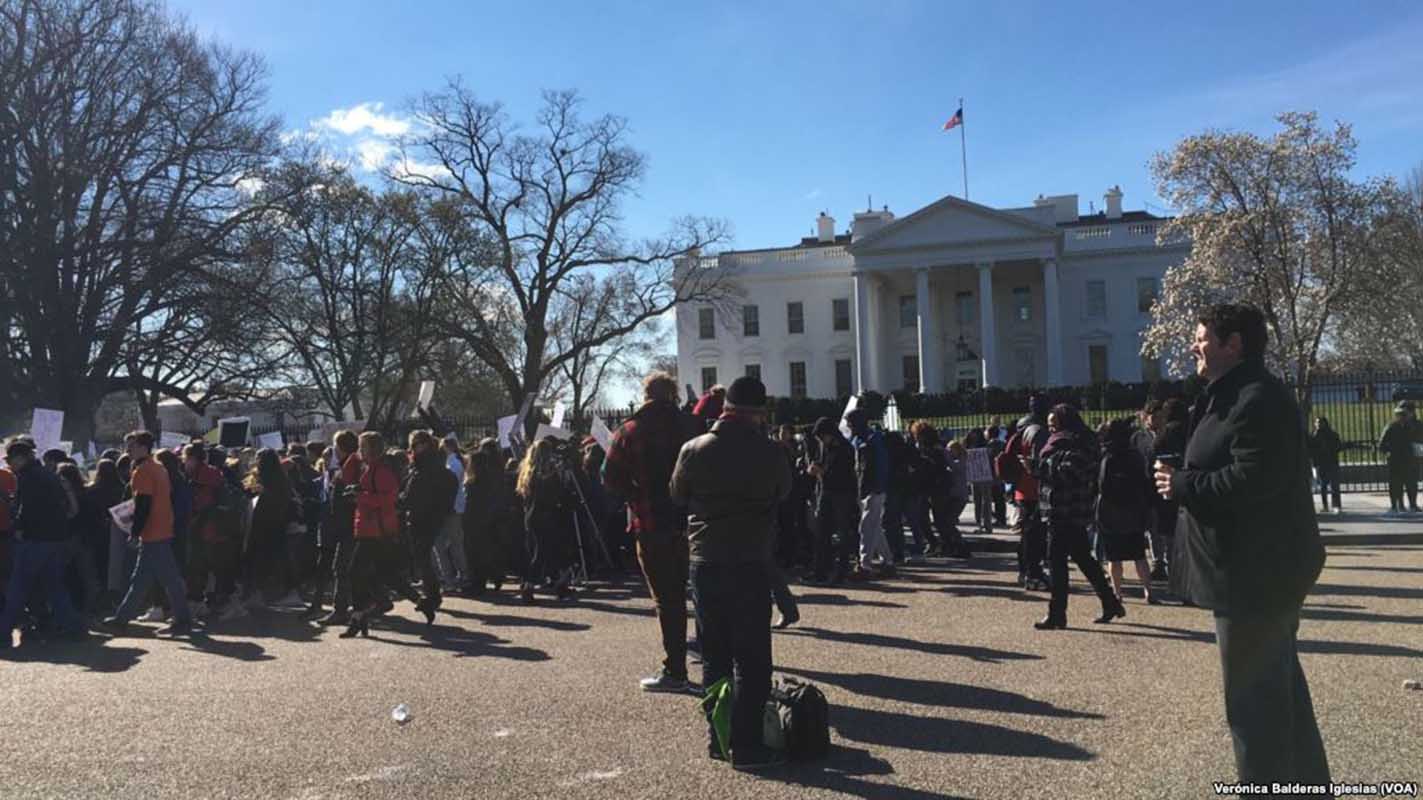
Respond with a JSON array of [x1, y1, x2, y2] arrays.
[[101, 431, 193, 637], [1, 439, 85, 650]]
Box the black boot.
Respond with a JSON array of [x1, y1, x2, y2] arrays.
[[339, 612, 369, 638], [1034, 615, 1066, 630]]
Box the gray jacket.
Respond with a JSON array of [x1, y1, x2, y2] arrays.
[[669, 417, 792, 565]]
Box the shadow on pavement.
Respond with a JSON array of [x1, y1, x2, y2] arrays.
[[830, 705, 1095, 760], [780, 667, 1103, 720], [439, 608, 592, 631], [1320, 564, 1423, 574], [1307, 582, 1423, 601], [1298, 607, 1423, 625], [770, 744, 975, 800], [3, 635, 147, 672], [783, 626, 1043, 664], [1083, 622, 1423, 657], [180, 632, 274, 661], [794, 593, 908, 609], [364, 615, 551, 661]]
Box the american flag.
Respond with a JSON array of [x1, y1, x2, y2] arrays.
[[942, 107, 963, 131]]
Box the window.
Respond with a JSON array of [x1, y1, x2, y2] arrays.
[[1089, 345, 1109, 385], [899, 295, 917, 328], [787, 302, 804, 334], [834, 359, 853, 397], [1141, 355, 1162, 383], [955, 291, 975, 324], [1137, 277, 1159, 314], [1015, 347, 1036, 387], [1086, 280, 1107, 319], [698, 307, 715, 339], [744, 364, 761, 380], [742, 305, 759, 337], [902, 355, 920, 393], [789, 361, 807, 398], [700, 367, 718, 393], [832, 298, 850, 332], [1012, 287, 1032, 322]]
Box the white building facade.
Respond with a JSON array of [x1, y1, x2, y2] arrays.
[[676, 188, 1189, 398]]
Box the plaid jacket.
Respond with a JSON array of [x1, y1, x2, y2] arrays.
[[602, 401, 699, 537], [1035, 437, 1098, 528]]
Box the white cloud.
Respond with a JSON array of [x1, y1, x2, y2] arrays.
[[314, 102, 412, 138], [355, 139, 396, 171]]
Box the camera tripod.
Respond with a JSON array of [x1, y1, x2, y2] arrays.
[[556, 461, 615, 585]]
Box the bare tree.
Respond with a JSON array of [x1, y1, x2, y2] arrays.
[[394, 86, 735, 434], [545, 274, 664, 417], [1142, 112, 1396, 408], [0, 0, 280, 443]]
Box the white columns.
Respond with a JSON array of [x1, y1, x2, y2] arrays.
[[977, 262, 999, 387], [1043, 257, 1063, 387], [853, 271, 874, 392], [915, 267, 941, 393]]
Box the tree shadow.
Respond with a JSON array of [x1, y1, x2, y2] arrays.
[[559, 599, 656, 618], [362, 615, 551, 661], [1080, 622, 1423, 658], [2, 635, 146, 673], [1323, 565, 1423, 575], [794, 593, 908, 610], [769, 744, 976, 800], [1307, 582, 1423, 601], [438, 608, 591, 631], [1298, 607, 1423, 625], [782, 627, 1042, 664], [779, 666, 1103, 719], [831, 705, 1094, 761]]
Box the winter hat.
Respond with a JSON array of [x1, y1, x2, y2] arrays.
[[725, 376, 767, 409]]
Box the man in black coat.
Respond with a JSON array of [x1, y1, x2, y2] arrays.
[[1154, 304, 1329, 785]]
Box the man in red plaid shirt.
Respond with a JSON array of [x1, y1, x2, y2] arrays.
[[604, 371, 701, 692]]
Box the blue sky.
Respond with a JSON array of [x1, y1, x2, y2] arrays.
[[171, 0, 1423, 402]]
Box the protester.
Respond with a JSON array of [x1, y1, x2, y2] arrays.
[[807, 417, 858, 585], [1153, 398, 1190, 584], [692, 384, 726, 429], [400, 430, 458, 624], [516, 438, 578, 603], [311, 431, 359, 624], [996, 395, 1050, 589], [844, 409, 895, 576], [603, 371, 700, 692], [1378, 401, 1422, 514], [463, 438, 510, 596], [430, 434, 468, 593], [1028, 405, 1123, 629], [670, 376, 791, 770], [57, 463, 103, 616], [1096, 418, 1156, 605], [101, 431, 193, 636], [882, 431, 915, 563], [182, 443, 240, 621], [79, 460, 124, 613], [1154, 302, 1329, 785], [242, 449, 298, 610], [343, 432, 406, 638], [1308, 417, 1344, 514], [1, 440, 86, 649], [963, 427, 995, 533]]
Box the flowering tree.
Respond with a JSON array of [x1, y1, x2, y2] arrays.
[[1142, 112, 1397, 402]]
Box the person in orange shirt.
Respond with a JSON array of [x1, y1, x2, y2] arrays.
[[101, 431, 193, 636]]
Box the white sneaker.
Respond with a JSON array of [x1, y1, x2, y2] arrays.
[[140, 606, 168, 623], [274, 590, 305, 608], [218, 599, 249, 621]]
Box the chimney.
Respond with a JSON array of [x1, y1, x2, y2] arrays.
[[1105, 185, 1123, 220], [816, 211, 836, 243], [851, 206, 894, 242]]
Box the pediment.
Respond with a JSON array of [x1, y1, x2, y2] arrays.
[[849, 195, 1058, 254]]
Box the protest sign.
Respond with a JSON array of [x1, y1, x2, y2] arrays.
[[218, 418, 251, 448], [496, 415, 518, 450], [414, 380, 436, 416], [29, 408, 64, 452], [159, 432, 187, 451], [256, 431, 284, 450], [590, 415, 614, 451], [534, 424, 573, 442], [964, 447, 994, 484], [109, 499, 136, 535], [550, 401, 567, 430], [839, 396, 858, 440]]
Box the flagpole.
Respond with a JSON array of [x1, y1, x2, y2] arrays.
[[959, 97, 969, 200]]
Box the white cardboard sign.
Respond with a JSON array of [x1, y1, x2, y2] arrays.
[[550, 401, 567, 430], [964, 447, 994, 484], [109, 499, 136, 535], [256, 431, 285, 451], [590, 416, 613, 451], [495, 415, 518, 449], [159, 432, 188, 450], [30, 408, 64, 452], [534, 424, 573, 442]]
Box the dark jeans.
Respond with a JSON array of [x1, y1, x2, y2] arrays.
[[115, 539, 191, 625], [883, 491, 907, 562], [636, 532, 689, 678], [931, 494, 968, 551], [186, 536, 240, 606], [972, 484, 995, 532], [245, 524, 296, 599], [1214, 610, 1330, 784], [904, 494, 936, 555], [691, 560, 772, 757], [1387, 460, 1419, 510], [1046, 522, 1116, 620], [1016, 501, 1047, 580], [813, 490, 859, 579], [312, 530, 354, 612], [350, 537, 404, 612], [1315, 467, 1342, 511], [1, 540, 83, 641], [411, 523, 442, 606]]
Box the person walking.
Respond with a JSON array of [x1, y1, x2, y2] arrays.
[[430, 434, 469, 592], [1, 440, 86, 650], [1029, 406, 1124, 630], [844, 409, 895, 576], [1308, 417, 1344, 514], [807, 417, 859, 585], [515, 438, 578, 603], [1154, 303, 1329, 785], [670, 376, 791, 770], [1096, 418, 1156, 605], [603, 372, 701, 692], [400, 430, 458, 624], [310, 431, 360, 624], [996, 396, 1051, 589], [100, 432, 193, 636], [342, 432, 407, 638]]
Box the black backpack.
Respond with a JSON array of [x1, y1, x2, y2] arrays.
[[767, 676, 830, 760]]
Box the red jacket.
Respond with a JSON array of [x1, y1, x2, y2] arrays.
[[354, 457, 399, 539]]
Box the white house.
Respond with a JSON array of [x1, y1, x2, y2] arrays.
[[675, 187, 1189, 398]]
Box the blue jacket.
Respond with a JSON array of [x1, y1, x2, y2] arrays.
[[851, 430, 889, 498]]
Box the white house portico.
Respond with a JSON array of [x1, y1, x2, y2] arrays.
[[676, 187, 1189, 399]]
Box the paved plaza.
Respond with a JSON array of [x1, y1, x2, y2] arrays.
[[3, 529, 1421, 799]]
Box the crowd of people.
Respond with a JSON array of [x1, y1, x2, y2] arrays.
[[3, 302, 1417, 780]]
